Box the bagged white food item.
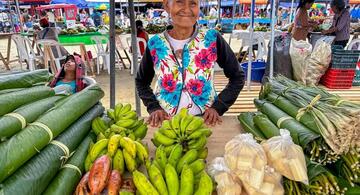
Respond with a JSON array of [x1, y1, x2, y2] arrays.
[[289, 38, 312, 84], [208, 157, 242, 195], [224, 133, 267, 190], [261, 129, 309, 185]]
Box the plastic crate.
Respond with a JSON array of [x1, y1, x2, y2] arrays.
[[241, 61, 266, 82], [321, 79, 353, 89], [330, 48, 360, 69], [322, 69, 356, 80], [353, 70, 360, 86]]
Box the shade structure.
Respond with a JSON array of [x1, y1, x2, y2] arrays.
[[239, 0, 267, 4], [349, 0, 360, 3], [51, 0, 87, 8]]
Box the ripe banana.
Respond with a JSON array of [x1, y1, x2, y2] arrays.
[[178, 164, 194, 195], [133, 170, 159, 195], [153, 131, 176, 146], [123, 149, 137, 172], [155, 145, 168, 170], [133, 124, 147, 140], [159, 128, 178, 139], [113, 149, 125, 174], [188, 136, 207, 150], [148, 163, 169, 195], [189, 159, 206, 175], [186, 117, 204, 134], [119, 137, 137, 158], [135, 141, 149, 163], [116, 119, 136, 128], [90, 139, 109, 161], [197, 147, 208, 159], [177, 149, 198, 173], [193, 171, 213, 195], [165, 164, 179, 195], [168, 144, 183, 167], [108, 134, 121, 157]]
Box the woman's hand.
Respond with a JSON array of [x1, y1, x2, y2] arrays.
[[203, 108, 222, 126], [147, 109, 170, 127]]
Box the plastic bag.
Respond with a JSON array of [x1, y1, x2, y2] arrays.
[[305, 36, 334, 85], [242, 166, 284, 195], [208, 157, 242, 195], [289, 38, 312, 84], [261, 129, 309, 185], [224, 133, 267, 190]]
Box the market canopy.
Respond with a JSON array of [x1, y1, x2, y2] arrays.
[[349, 0, 360, 4], [35, 3, 77, 10], [51, 0, 87, 8], [238, 0, 267, 4]]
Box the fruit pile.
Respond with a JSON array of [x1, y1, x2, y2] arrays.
[[133, 163, 213, 195]]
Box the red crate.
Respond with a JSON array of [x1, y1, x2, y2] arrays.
[[321, 78, 353, 89], [323, 68, 356, 78]]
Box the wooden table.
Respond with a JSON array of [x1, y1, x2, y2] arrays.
[[143, 116, 244, 164], [0, 33, 15, 70]]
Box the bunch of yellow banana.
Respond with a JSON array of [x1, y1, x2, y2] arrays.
[[133, 162, 214, 195], [91, 103, 148, 141], [85, 135, 149, 174], [151, 108, 212, 153]]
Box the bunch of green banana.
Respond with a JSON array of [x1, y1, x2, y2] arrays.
[[85, 135, 149, 173], [92, 103, 148, 141], [152, 108, 212, 153], [133, 162, 213, 195]]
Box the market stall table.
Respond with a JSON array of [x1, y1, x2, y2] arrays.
[[58, 32, 108, 45], [0, 33, 16, 70]]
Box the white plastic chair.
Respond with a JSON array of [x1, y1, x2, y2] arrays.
[[12, 35, 42, 71], [232, 30, 267, 61], [126, 37, 147, 75], [36, 39, 67, 71], [91, 36, 110, 75], [347, 38, 360, 50]]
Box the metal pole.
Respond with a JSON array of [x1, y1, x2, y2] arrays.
[[217, 0, 221, 24], [228, 0, 237, 45], [289, 0, 295, 23], [269, 0, 276, 78], [129, 0, 141, 116], [7, 0, 14, 33], [247, 0, 255, 91], [15, 0, 23, 32], [110, 0, 116, 108]]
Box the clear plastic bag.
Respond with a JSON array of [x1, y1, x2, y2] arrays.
[[208, 157, 242, 195], [289, 38, 312, 84], [261, 129, 309, 185], [224, 133, 267, 190]]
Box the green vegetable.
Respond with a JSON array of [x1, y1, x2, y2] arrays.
[[253, 113, 280, 138], [237, 112, 266, 140], [0, 69, 52, 90]]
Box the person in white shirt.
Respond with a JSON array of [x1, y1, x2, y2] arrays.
[[47, 11, 55, 26], [209, 6, 217, 17]]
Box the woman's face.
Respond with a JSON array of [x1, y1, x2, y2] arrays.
[[331, 6, 339, 13], [305, 2, 314, 10], [164, 0, 200, 29], [64, 59, 76, 72]]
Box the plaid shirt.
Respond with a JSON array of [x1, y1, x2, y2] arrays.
[[332, 9, 350, 41]]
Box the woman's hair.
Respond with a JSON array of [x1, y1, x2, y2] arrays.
[[39, 18, 49, 28], [331, 0, 346, 11], [297, 0, 315, 9], [135, 20, 143, 29]]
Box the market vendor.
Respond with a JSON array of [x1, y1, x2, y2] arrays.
[[322, 0, 350, 48], [135, 0, 245, 127], [292, 0, 317, 41]]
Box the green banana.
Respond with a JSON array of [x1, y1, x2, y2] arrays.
[[159, 128, 178, 139], [153, 131, 176, 146], [97, 117, 109, 130], [189, 159, 206, 175], [148, 163, 169, 195], [119, 137, 137, 158], [177, 149, 198, 173], [178, 108, 188, 118], [153, 159, 165, 176], [128, 133, 136, 140], [90, 139, 109, 161], [133, 123, 148, 140], [197, 147, 208, 159], [97, 149, 107, 159], [114, 103, 123, 120], [123, 149, 137, 172], [188, 136, 207, 150], [104, 128, 111, 138], [155, 145, 168, 170], [108, 134, 121, 157], [84, 154, 92, 171], [113, 149, 125, 174], [186, 117, 204, 134], [119, 191, 135, 195], [170, 115, 181, 133], [135, 141, 149, 163], [165, 164, 179, 195], [130, 118, 144, 129], [197, 128, 212, 137], [194, 171, 213, 195], [119, 104, 132, 115], [116, 119, 136, 128], [107, 108, 115, 120], [178, 164, 194, 195], [133, 170, 159, 195], [91, 118, 102, 135], [164, 145, 176, 157], [180, 115, 194, 136], [168, 144, 183, 167], [96, 132, 106, 141], [110, 124, 127, 133], [161, 120, 172, 129], [151, 138, 161, 147], [187, 130, 205, 140]]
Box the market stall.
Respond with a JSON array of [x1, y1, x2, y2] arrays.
[[35, 4, 78, 28]]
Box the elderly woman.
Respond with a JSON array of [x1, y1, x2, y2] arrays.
[[135, 0, 245, 127], [322, 0, 350, 48]]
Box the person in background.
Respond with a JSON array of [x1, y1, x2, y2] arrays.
[[79, 9, 87, 22], [49, 55, 86, 94], [47, 10, 55, 27], [322, 0, 350, 48], [102, 11, 110, 25], [292, 0, 317, 41], [277, 7, 283, 26], [92, 10, 102, 27], [10, 10, 19, 32], [0, 10, 5, 33], [209, 6, 217, 18], [135, 20, 149, 55], [136, 0, 245, 127], [147, 7, 154, 19], [22, 10, 32, 29]]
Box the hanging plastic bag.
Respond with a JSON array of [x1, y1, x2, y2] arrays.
[[224, 133, 267, 190], [305, 36, 334, 85], [208, 157, 242, 195], [261, 129, 309, 185], [289, 38, 312, 84]]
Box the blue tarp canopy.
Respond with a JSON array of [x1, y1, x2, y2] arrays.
[[351, 8, 360, 19], [51, 0, 87, 8]]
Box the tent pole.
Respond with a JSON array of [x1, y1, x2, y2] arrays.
[[110, 0, 116, 108], [269, 0, 276, 78], [217, 0, 221, 24], [247, 0, 255, 91], [129, 0, 141, 116], [228, 0, 237, 45], [15, 0, 23, 33]]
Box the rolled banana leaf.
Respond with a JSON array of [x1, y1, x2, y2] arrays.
[[0, 105, 104, 195], [0, 84, 104, 182], [266, 93, 320, 134], [0, 96, 65, 142], [43, 134, 96, 195], [0, 69, 52, 90], [253, 113, 280, 139], [0, 85, 55, 117], [237, 112, 266, 140], [254, 99, 319, 147], [0, 88, 24, 95]]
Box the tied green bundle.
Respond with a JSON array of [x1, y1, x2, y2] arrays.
[[0, 84, 104, 182], [0, 105, 103, 195], [0, 86, 55, 117], [0, 69, 52, 90], [0, 96, 65, 142], [237, 112, 266, 140]]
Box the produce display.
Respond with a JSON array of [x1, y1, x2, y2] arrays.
[[146, 23, 167, 34]]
